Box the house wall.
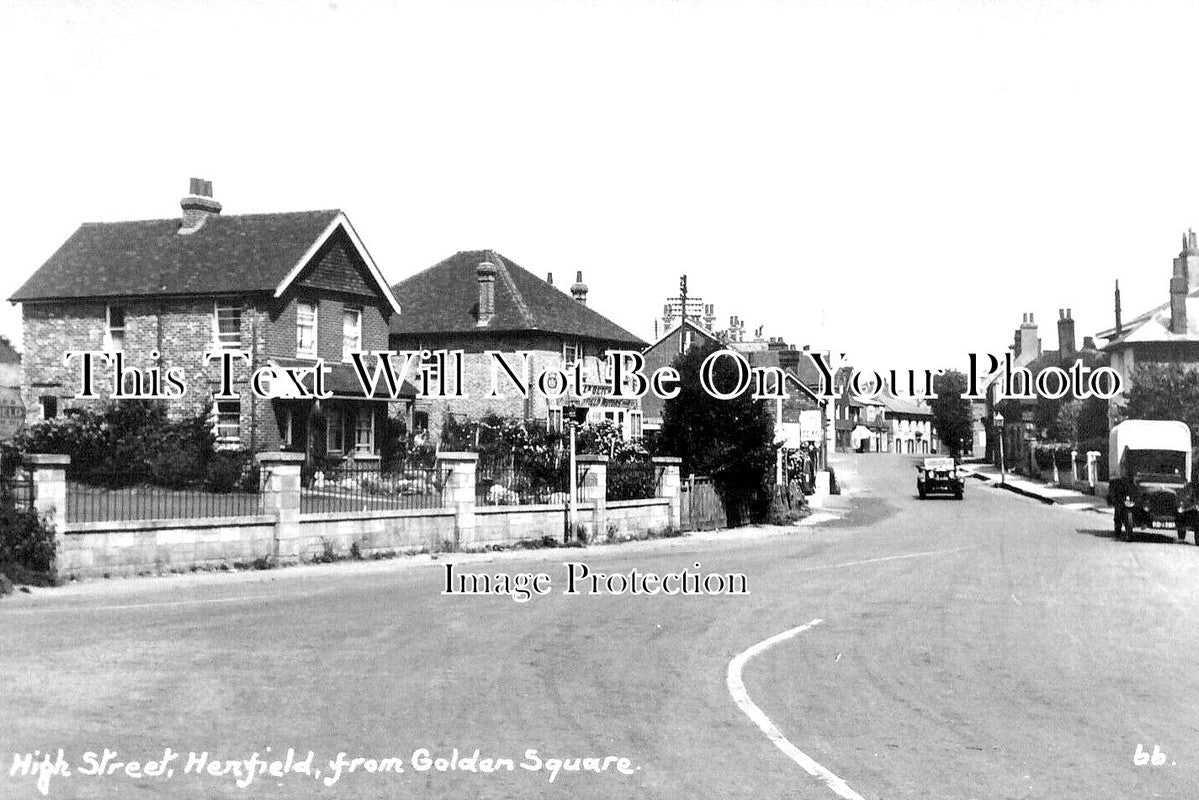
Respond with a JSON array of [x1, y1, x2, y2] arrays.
[[18, 227, 396, 455], [390, 331, 639, 437]]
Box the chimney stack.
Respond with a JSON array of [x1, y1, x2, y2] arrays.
[[476, 259, 498, 326], [1017, 312, 1040, 364], [1082, 336, 1096, 350], [546, 272, 553, 287], [1178, 229, 1199, 290], [1170, 275, 1188, 334], [179, 177, 221, 234], [570, 271, 588, 305], [1057, 308, 1076, 359]]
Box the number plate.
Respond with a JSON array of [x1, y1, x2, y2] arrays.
[[1151, 521, 1176, 529]]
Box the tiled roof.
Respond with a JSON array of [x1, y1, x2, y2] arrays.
[[10, 210, 343, 302], [389, 250, 645, 346]]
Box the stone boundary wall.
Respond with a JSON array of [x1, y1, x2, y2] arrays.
[[30, 453, 684, 580]]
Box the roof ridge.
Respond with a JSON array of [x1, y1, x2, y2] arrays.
[[75, 209, 342, 227], [490, 251, 535, 328]]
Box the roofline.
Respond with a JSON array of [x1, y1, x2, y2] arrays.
[[273, 213, 402, 316], [390, 326, 646, 347], [10, 289, 275, 305], [644, 318, 721, 350]]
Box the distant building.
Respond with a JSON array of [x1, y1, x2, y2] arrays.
[[389, 253, 646, 439], [640, 318, 721, 432], [0, 336, 20, 391], [1097, 230, 1199, 395]]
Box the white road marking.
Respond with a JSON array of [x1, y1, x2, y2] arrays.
[[727, 619, 865, 800]]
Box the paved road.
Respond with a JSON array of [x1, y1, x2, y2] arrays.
[[3, 453, 1198, 799]]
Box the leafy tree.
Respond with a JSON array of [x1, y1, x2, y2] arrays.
[[928, 370, 974, 457], [660, 341, 777, 526], [1122, 364, 1199, 443]]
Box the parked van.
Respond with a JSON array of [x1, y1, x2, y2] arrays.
[[1109, 419, 1198, 543]]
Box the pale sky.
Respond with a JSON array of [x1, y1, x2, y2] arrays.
[[3, 0, 1198, 375]]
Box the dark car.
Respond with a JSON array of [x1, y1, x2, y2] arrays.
[[916, 457, 963, 500]]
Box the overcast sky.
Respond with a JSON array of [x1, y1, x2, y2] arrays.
[[3, 0, 1198, 375]]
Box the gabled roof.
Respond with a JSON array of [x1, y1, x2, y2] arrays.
[[389, 250, 644, 346], [10, 210, 401, 314], [645, 317, 720, 351]]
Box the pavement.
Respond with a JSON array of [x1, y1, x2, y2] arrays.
[[3, 452, 1198, 800], [959, 460, 1114, 515]]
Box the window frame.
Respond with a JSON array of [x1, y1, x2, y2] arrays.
[[342, 306, 362, 362], [326, 406, 345, 454], [213, 302, 243, 350], [215, 399, 241, 443], [105, 305, 126, 352], [353, 408, 374, 454], [563, 339, 582, 368], [296, 300, 318, 359]]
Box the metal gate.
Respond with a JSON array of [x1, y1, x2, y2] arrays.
[[680, 475, 726, 532]]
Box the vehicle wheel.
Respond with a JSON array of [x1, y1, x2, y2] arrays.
[[1193, 524, 1199, 546], [954, 490, 963, 500]]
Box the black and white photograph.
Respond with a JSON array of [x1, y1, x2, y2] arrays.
[[1, 1, 1198, 798]]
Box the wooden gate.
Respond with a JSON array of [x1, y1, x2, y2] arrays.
[[680, 475, 727, 532]]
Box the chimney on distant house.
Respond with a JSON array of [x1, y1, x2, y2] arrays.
[[570, 271, 588, 305], [1018, 312, 1040, 363], [1176, 229, 1199, 290], [476, 259, 498, 326], [1170, 275, 1188, 334], [1082, 336, 1096, 351], [546, 272, 553, 287], [1057, 308, 1076, 358], [178, 177, 221, 234]]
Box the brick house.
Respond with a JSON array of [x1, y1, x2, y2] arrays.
[[9, 179, 410, 465], [640, 317, 721, 432], [389, 251, 646, 438]]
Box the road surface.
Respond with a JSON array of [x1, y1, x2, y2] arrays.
[[3, 453, 1198, 799]]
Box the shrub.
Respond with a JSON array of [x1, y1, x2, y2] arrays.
[[0, 506, 55, 575], [149, 449, 203, 489], [205, 452, 244, 493]]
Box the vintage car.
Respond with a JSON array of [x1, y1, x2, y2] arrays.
[[1109, 420, 1199, 543], [916, 457, 963, 499]]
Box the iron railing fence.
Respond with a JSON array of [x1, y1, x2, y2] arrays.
[[67, 469, 263, 524], [300, 464, 444, 514], [476, 460, 574, 506]]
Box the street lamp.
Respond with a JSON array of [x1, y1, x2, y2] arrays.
[[562, 403, 590, 540], [993, 411, 1005, 485]]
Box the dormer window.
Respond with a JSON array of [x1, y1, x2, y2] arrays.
[[214, 303, 242, 349], [296, 301, 317, 359], [105, 306, 125, 352]]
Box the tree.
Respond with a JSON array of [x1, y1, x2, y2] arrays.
[[1122, 364, 1199, 443], [660, 341, 777, 526], [928, 370, 974, 457]]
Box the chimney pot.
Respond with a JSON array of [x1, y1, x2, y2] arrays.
[[179, 177, 222, 234], [570, 270, 588, 305], [546, 271, 553, 286]]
